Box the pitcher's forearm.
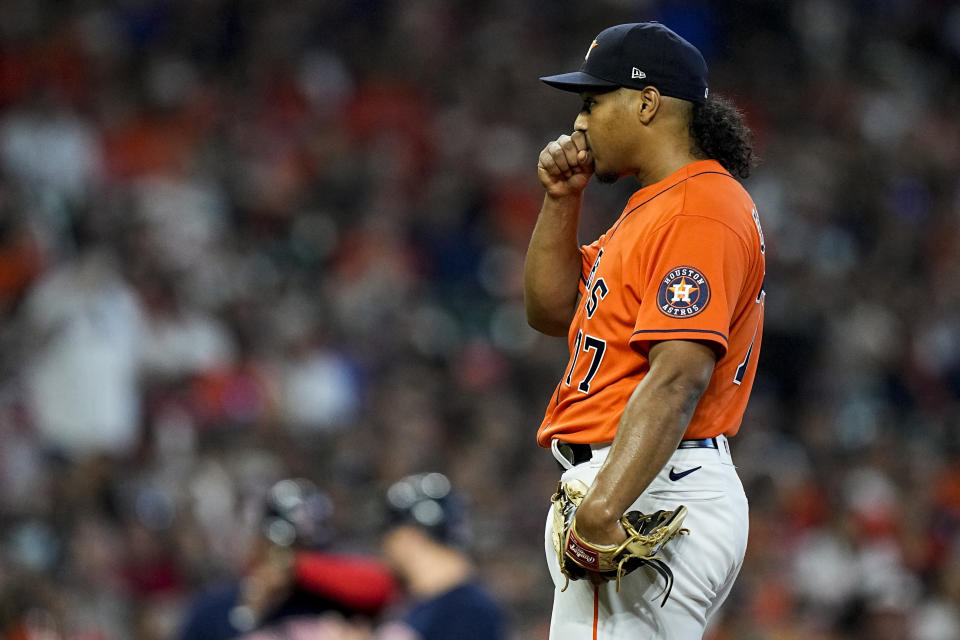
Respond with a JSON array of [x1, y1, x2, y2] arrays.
[[526, 130, 594, 336], [574, 340, 717, 542], [524, 193, 584, 335]]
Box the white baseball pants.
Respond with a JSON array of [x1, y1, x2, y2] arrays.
[[544, 436, 749, 639]]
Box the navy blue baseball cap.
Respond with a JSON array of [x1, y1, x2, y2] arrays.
[[262, 478, 335, 549], [385, 472, 470, 547], [541, 23, 709, 103]]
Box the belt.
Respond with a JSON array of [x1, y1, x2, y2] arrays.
[[559, 437, 719, 467]]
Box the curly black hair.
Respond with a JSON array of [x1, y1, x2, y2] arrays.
[[690, 95, 754, 179]]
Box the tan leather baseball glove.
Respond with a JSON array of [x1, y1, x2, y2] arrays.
[[550, 479, 688, 605]]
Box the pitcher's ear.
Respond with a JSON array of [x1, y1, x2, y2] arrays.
[[637, 87, 660, 124]]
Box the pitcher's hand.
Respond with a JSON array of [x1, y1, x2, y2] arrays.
[[537, 131, 593, 198]]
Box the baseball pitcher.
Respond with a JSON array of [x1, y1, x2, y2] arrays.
[[525, 23, 765, 639]]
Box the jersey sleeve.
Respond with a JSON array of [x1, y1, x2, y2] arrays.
[[629, 215, 750, 357]]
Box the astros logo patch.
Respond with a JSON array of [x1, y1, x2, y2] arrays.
[[658, 266, 710, 318]]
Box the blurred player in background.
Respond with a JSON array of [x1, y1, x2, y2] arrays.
[[178, 478, 396, 640], [374, 472, 506, 640], [526, 22, 764, 639]]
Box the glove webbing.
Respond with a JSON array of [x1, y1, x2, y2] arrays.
[[630, 557, 674, 607]]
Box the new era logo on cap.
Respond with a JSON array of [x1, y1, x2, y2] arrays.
[[540, 22, 709, 104]]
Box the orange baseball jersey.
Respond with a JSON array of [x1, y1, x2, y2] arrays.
[[537, 159, 765, 448]]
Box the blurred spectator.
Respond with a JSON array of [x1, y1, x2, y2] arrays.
[[0, 92, 103, 226], [22, 223, 144, 458]]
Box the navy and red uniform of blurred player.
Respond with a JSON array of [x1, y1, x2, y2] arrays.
[[178, 479, 397, 640]]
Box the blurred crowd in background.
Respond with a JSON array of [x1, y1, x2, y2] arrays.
[[0, 0, 958, 638]]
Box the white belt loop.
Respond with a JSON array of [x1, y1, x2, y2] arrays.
[[715, 434, 733, 464], [551, 439, 575, 470]]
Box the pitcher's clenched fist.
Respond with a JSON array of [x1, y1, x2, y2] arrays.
[[537, 131, 594, 198]]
